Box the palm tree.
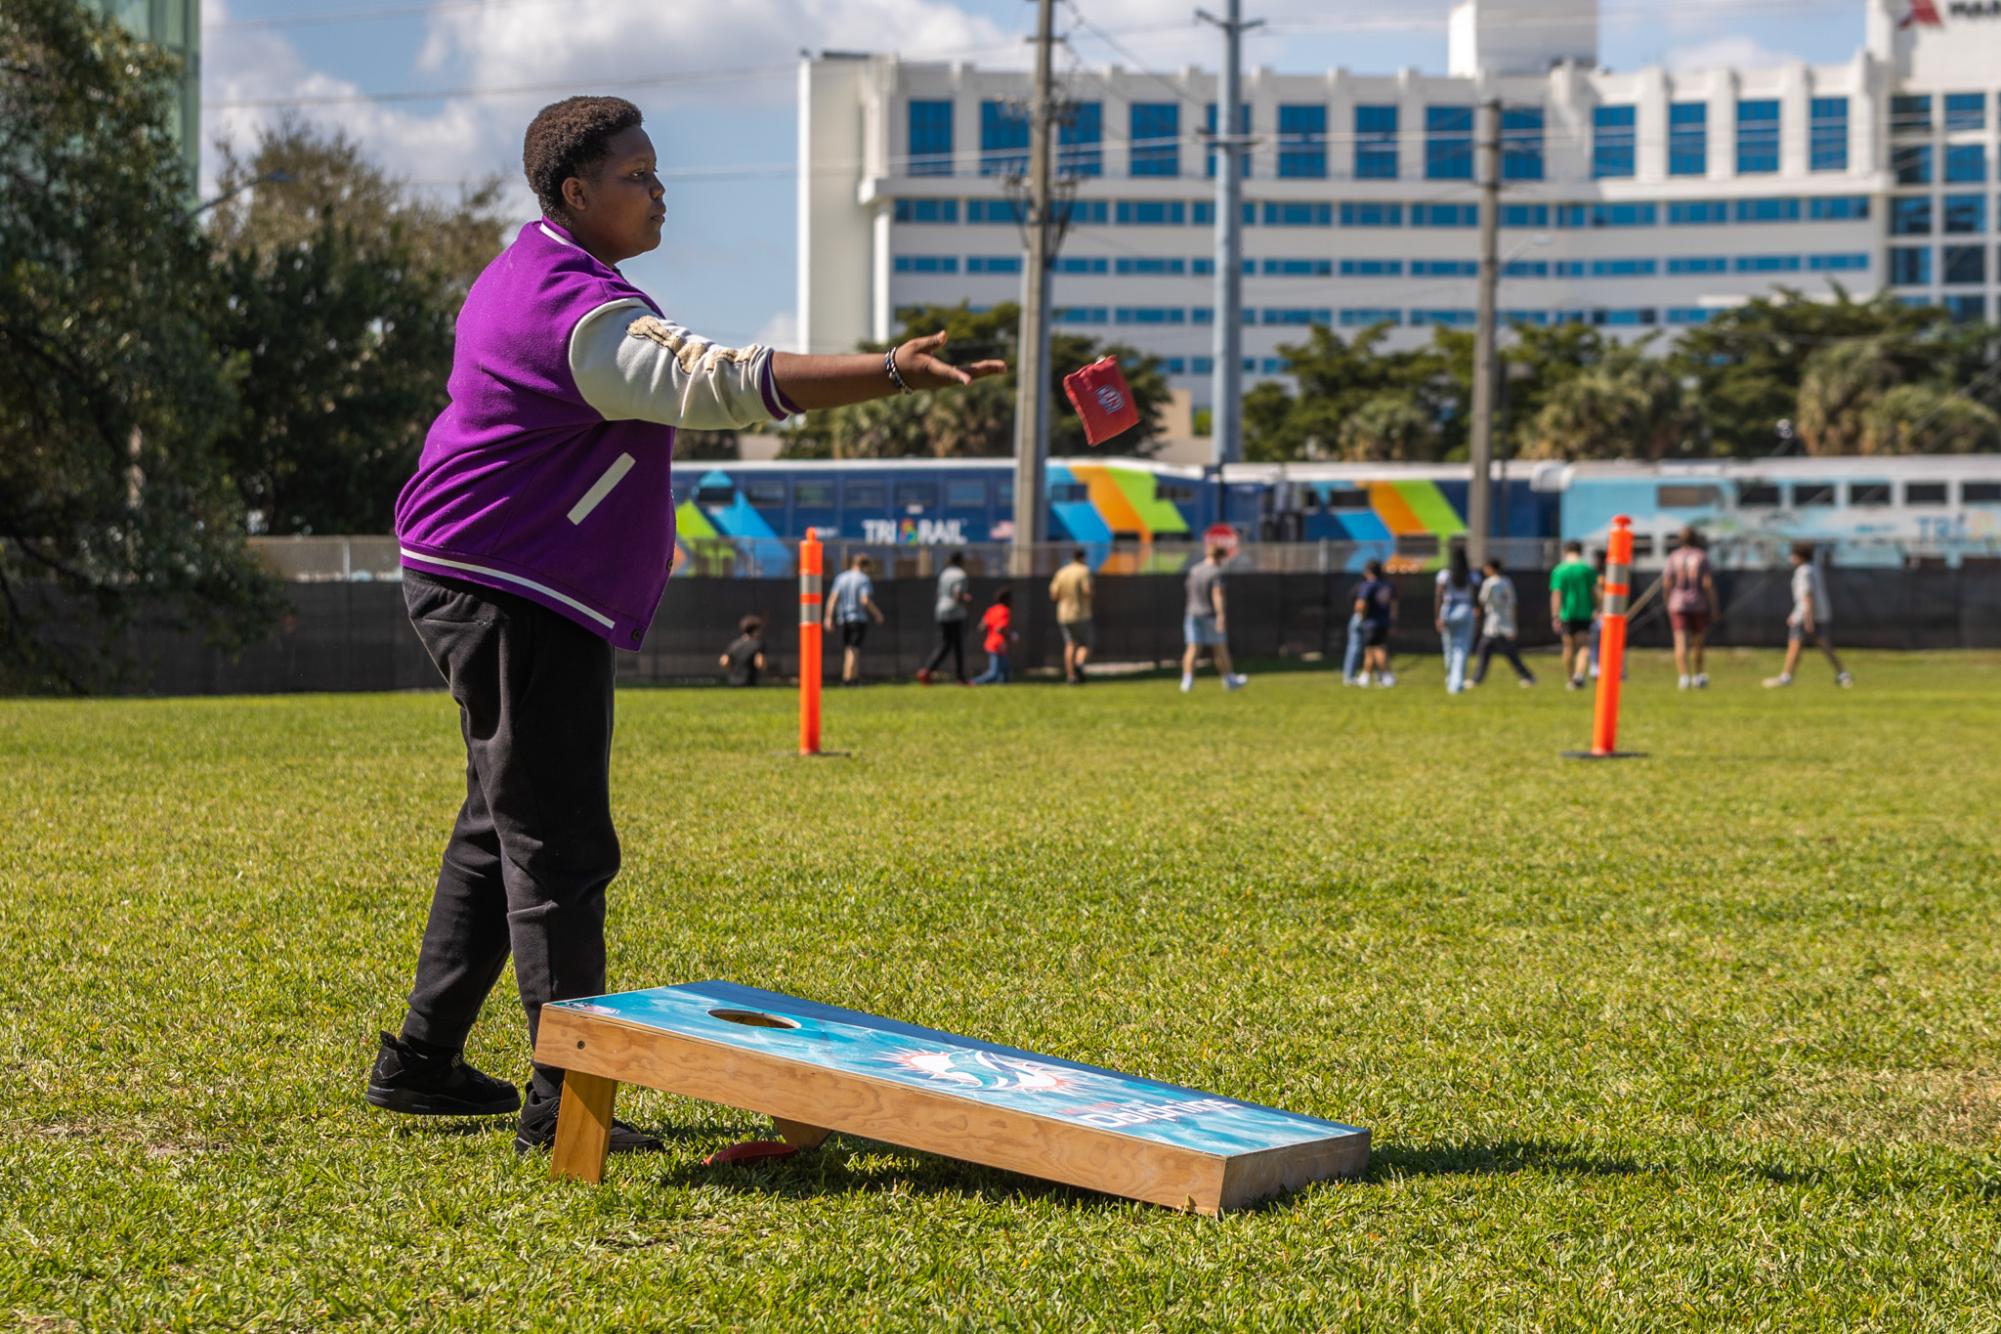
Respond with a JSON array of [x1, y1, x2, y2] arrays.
[[1863, 384, 2001, 454], [1795, 337, 1897, 456], [1335, 395, 1436, 461], [1523, 345, 1691, 461]]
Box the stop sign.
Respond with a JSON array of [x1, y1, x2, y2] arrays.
[[1203, 523, 1239, 556]]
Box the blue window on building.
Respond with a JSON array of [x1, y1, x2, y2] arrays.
[[1191, 200, 1255, 226], [1669, 102, 1708, 177], [1810, 97, 1849, 172], [1943, 193, 1987, 234], [1889, 245, 1932, 286], [1945, 91, 1987, 132], [908, 99, 954, 176], [1737, 100, 1780, 174], [1668, 200, 1729, 226], [1355, 104, 1398, 179], [1411, 309, 1477, 327], [1667, 256, 1728, 274], [1340, 308, 1403, 327], [1592, 257, 1658, 276], [1503, 260, 1549, 278], [1276, 103, 1327, 179], [1416, 201, 1480, 227], [966, 197, 1023, 224], [1260, 308, 1332, 326], [1942, 244, 1986, 285], [1053, 307, 1108, 325], [1734, 255, 1803, 273], [1944, 293, 1988, 323], [979, 100, 1029, 176], [1808, 195, 1870, 221], [1194, 257, 1255, 275], [1053, 255, 1109, 274], [1412, 259, 1478, 276], [893, 198, 959, 224], [1666, 307, 1712, 326], [1553, 260, 1585, 277], [1189, 356, 1215, 375], [1890, 94, 1932, 135], [893, 255, 959, 273], [966, 255, 1021, 273], [1892, 196, 1934, 234], [1735, 197, 1802, 223], [1129, 102, 1180, 177], [1503, 310, 1551, 326], [1113, 257, 1185, 275], [1264, 201, 1335, 227], [1502, 203, 1549, 228], [1945, 144, 1987, 184], [1051, 198, 1107, 225], [1058, 101, 1103, 177], [1425, 105, 1473, 180], [1115, 200, 1186, 225], [1569, 202, 1657, 228], [1893, 144, 1933, 186], [1340, 259, 1404, 276], [1593, 105, 1636, 179], [1262, 258, 1333, 276], [1808, 253, 1870, 272], [1501, 106, 1544, 181], [1191, 308, 1257, 325], [1591, 308, 1658, 327], [1339, 201, 1403, 227], [1115, 307, 1187, 325], [1204, 101, 1251, 178]]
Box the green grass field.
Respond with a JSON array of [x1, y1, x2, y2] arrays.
[[3, 649, 1999, 1330]]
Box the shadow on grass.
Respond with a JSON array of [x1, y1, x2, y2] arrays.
[[1366, 1139, 1642, 1182]]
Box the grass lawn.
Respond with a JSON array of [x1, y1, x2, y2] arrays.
[[3, 648, 1999, 1330]]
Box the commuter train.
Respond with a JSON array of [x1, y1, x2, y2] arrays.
[[671, 454, 2001, 573]]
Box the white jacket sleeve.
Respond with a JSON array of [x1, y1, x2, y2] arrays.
[[567, 299, 798, 430]]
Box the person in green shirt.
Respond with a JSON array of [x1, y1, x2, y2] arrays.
[[1548, 540, 1597, 690]]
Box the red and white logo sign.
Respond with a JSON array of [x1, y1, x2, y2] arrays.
[[1203, 523, 1239, 556], [1903, 0, 1943, 27]]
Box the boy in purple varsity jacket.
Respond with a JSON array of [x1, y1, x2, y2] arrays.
[[366, 97, 1004, 1154]]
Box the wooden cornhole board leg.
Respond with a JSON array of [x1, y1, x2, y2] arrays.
[[534, 981, 1369, 1215]]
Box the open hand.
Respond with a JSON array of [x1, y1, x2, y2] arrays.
[[892, 332, 1008, 391]]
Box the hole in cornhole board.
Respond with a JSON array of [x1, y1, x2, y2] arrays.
[[709, 1008, 799, 1030]]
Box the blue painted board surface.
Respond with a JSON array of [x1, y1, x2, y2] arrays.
[[550, 981, 1363, 1157]]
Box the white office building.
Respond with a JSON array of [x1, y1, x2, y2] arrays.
[[798, 0, 2001, 403]]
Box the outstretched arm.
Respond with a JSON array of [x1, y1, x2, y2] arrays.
[[773, 332, 1006, 412]]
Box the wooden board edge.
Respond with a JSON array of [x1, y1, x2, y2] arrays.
[[1216, 1127, 1370, 1213], [535, 1006, 1233, 1213]]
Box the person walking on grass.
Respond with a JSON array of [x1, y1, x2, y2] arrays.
[[1049, 548, 1095, 685], [1549, 540, 1595, 690], [972, 587, 1016, 685], [1433, 545, 1481, 694], [1765, 542, 1855, 689], [824, 551, 885, 685], [916, 551, 972, 685], [370, 95, 1004, 1157], [1181, 543, 1247, 693], [1663, 526, 1718, 690], [719, 614, 765, 687], [1471, 558, 1535, 688], [1352, 558, 1397, 687]]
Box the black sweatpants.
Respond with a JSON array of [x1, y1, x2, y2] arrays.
[[923, 618, 967, 681], [1473, 633, 1535, 684], [399, 571, 620, 1099]]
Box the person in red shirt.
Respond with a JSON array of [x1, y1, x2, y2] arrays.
[[972, 588, 1016, 685]]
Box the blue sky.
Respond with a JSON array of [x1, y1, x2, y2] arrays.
[[201, 0, 1865, 351]]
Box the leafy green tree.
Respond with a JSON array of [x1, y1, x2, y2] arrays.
[[1795, 336, 1903, 457], [0, 0, 278, 690], [1523, 343, 1693, 461], [205, 122, 510, 534], [1335, 395, 1437, 461], [1863, 384, 2001, 454]]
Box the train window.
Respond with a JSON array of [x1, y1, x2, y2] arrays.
[[1737, 483, 1781, 507], [1966, 482, 2001, 503], [1052, 484, 1090, 503], [745, 481, 787, 508], [1848, 482, 1891, 507], [1297, 490, 1321, 513], [1793, 483, 1836, 507], [944, 479, 987, 507], [1657, 484, 1722, 509], [1629, 535, 1656, 560], [1159, 483, 1196, 504], [1324, 489, 1371, 510], [894, 483, 935, 511], [843, 481, 886, 509], [694, 481, 735, 506], [1905, 481, 1947, 506], [998, 480, 1014, 507], [794, 480, 834, 508], [1395, 534, 1439, 560]]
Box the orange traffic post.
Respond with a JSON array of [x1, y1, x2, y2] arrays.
[[798, 528, 822, 756], [1564, 514, 1646, 761]]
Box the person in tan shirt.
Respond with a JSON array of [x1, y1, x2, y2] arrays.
[[1048, 548, 1095, 685]]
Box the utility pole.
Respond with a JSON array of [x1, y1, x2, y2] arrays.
[[1010, 0, 1058, 576], [1197, 2, 1260, 467], [1467, 97, 1502, 569]]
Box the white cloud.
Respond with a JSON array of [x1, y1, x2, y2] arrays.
[[1665, 35, 1795, 73], [753, 309, 801, 351]]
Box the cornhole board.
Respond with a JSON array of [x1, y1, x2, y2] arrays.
[[534, 980, 1369, 1215]]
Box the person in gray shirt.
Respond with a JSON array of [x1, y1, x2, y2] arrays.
[[1470, 558, 1535, 688], [1180, 542, 1247, 693], [917, 551, 972, 684]]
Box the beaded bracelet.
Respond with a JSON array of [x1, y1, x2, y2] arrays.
[[884, 346, 913, 395]]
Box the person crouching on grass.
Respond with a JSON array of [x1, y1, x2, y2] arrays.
[[367, 96, 1005, 1156]]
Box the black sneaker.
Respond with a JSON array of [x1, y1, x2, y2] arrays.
[[513, 1086, 664, 1155], [365, 1032, 521, 1117]]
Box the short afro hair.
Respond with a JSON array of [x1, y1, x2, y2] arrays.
[[523, 96, 644, 218]]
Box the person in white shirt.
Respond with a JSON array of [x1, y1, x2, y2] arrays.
[[1470, 558, 1535, 687], [1765, 542, 1853, 688]]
